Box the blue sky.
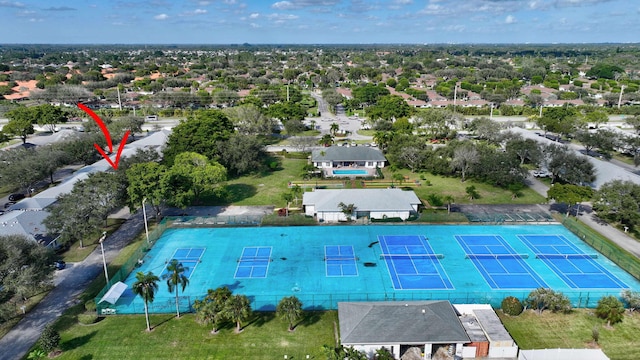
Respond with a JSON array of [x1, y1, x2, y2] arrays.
[[1, 0, 638, 44]]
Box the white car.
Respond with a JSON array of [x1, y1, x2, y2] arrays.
[[532, 169, 551, 178]]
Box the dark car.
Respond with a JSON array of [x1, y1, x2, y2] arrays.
[[8, 193, 25, 202], [53, 260, 66, 270]]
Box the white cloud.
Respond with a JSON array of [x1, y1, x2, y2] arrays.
[[266, 13, 299, 21], [0, 1, 24, 8], [154, 13, 169, 20], [271, 0, 340, 10], [250, 22, 260, 28], [272, 1, 294, 9], [505, 15, 516, 24], [249, 13, 260, 18]]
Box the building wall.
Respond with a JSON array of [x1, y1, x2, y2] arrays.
[[352, 344, 399, 359]]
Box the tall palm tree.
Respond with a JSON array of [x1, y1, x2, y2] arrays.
[[444, 195, 455, 214], [276, 296, 303, 331], [330, 122, 339, 135], [132, 271, 160, 332], [223, 294, 252, 333], [163, 259, 189, 318]]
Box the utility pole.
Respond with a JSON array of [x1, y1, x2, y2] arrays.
[[618, 85, 625, 109], [117, 86, 122, 111]]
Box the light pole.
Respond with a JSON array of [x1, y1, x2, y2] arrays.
[[142, 197, 150, 244], [99, 231, 109, 284]]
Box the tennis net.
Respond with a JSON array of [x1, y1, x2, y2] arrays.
[[379, 253, 445, 260], [237, 256, 272, 263], [465, 254, 529, 260], [536, 254, 598, 260], [324, 256, 359, 262]]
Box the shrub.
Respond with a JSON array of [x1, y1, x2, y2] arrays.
[[84, 299, 96, 312], [426, 194, 443, 207], [37, 323, 60, 353], [78, 312, 98, 325], [501, 296, 524, 316]]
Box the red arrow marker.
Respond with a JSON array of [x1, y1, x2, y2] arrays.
[[77, 103, 130, 170]]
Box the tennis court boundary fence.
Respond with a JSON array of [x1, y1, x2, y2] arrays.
[[562, 218, 640, 282], [97, 289, 622, 315]]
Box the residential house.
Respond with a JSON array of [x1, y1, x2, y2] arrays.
[[311, 146, 386, 170]]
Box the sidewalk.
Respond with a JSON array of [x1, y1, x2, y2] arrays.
[[526, 175, 640, 258], [0, 211, 145, 360]]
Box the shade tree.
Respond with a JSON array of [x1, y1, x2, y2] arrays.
[[593, 180, 640, 230]]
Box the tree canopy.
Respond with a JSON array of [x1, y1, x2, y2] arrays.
[[163, 109, 235, 165]]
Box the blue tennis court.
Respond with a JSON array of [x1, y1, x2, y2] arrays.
[[234, 246, 272, 279], [161, 247, 205, 279], [378, 235, 453, 290], [518, 234, 628, 289], [324, 245, 358, 277], [455, 235, 547, 289]]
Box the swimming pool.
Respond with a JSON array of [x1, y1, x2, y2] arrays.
[[332, 169, 368, 175], [110, 224, 640, 313]]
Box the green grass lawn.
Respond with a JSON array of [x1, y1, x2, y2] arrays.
[[224, 158, 307, 206], [55, 311, 337, 360], [498, 309, 640, 360], [382, 168, 546, 205], [222, 157, 545, 208], [60, 218, 127, 263]]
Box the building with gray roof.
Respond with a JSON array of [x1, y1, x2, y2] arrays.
[[338, 301, 470, 359], [311, 146, 386, 169], [302, 188, 421, 222]]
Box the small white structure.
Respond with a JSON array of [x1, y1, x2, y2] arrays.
[[302, 189, 421, 222]]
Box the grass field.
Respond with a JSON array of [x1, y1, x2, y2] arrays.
[[222, 157, 546, 208], [54, 311, 337, 360], [498, 309, 640, 360]]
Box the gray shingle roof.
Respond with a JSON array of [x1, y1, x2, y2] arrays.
[[302, 189, 421, 212], [338, 301, 470, 345], [311, 146, 386, 162]]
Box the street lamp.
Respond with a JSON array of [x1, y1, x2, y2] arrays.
[[142, 197, 150, 244], [99, 231, 109, 284]]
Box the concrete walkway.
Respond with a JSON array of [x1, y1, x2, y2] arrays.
[[526, 174, 640, 258]]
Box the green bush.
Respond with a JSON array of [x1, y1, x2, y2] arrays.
[[84, 299, 96, 312], [501, 296, 524, 316], [37, 323, 60, 353], [78, 312, 99, 325]]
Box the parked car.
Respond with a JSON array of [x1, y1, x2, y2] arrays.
[[8, 193, 25, 202], [532, 169, 551, 178], [53, 260, 66, 270]]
